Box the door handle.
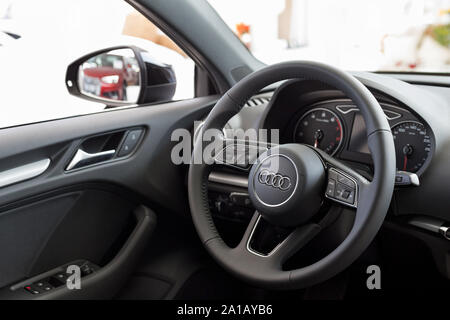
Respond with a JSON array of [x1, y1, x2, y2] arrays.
[[66, 149, 115, 171]]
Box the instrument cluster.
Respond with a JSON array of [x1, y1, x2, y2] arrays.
[[291, 100, 434, 175]]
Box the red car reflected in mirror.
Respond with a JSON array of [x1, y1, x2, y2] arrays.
[[81, 53, 136, 101]]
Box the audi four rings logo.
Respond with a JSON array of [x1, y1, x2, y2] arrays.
[[257, 170, 292, 191]]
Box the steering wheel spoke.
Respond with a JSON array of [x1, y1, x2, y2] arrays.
[[238, 211, 260, 249], [313, 147, 369, 209], [270, 223, 321, 264], [240, 212, 321, 267]]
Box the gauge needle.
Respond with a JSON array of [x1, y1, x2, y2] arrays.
[[313, 130, 323, 148], [402, 144, 413, 171]]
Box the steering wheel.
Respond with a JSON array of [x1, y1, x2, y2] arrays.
[[188, 61, 396, 290]]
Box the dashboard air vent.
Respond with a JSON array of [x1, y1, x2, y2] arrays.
[[245, 97, 270, 107]]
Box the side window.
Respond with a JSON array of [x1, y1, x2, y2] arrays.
[[0, 0, 200, 128]]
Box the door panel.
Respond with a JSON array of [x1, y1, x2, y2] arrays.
[[0, 193, 78, 287], [0, 96, 217, 298], [0, 188, 134, 288]]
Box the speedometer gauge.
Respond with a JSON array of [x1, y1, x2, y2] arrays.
[[294, 108, 343, 155], [392, 121, 432, 173]]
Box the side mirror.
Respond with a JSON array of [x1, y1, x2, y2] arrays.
[[65, 46, 176, 107]]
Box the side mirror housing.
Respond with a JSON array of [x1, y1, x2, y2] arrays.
[[65, 45, 176, 107], [136, 48, 177, 104]]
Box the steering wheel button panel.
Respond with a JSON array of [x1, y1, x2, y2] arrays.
[[325, 168, 357, 206], [341, 189, 350, 199], [335, 183, 354, 203], [336, 175, 356, 189], [326, 179, 336, 197]]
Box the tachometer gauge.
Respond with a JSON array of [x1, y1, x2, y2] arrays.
[[392, 121, 432, 173], [294, 108, 343, 155]]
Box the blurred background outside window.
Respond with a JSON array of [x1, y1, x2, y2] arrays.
[[209, 0, 450, 72]]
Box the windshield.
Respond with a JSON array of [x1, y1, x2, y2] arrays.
[[208, 0, 450, 73]]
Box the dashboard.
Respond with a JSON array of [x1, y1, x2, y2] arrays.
[[202, 72, 450, 281], [209, 72, 450, 224]]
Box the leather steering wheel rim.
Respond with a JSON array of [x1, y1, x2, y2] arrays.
[[188, 61, 396, 290]]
